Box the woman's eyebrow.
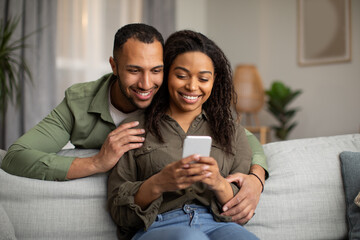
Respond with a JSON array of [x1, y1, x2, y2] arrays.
[[174, 66, 213, 75], [199, 70, 213, 75], [174, 66, 190, 72]]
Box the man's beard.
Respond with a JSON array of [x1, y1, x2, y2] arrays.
[[116, 74, 145, 110]]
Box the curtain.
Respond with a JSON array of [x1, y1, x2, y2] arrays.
[[55, 0, 144, 106], [0, 0, 175, 150], [0, 0, 57, 149], [142, 0, 175, 40]]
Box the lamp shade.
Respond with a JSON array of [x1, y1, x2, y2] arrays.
[[233, 65, 265, 113]]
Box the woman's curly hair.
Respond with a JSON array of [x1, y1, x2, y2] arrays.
[[145, 30, 235, 153]]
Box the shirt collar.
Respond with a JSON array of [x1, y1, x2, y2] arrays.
[[88, 73, 116, 124], [164, 110, 208, 121]]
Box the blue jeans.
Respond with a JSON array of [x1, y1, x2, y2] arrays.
[[132, 204, 259, 240]]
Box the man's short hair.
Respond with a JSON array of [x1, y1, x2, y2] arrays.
[[113, 23, 164, 58]]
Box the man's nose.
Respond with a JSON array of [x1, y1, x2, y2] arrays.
[[138, 72, 151, 90]]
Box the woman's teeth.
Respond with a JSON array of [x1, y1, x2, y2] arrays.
[[183, 95, 198, 100]]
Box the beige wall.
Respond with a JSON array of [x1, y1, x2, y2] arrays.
[[176, 0, 360, 140]]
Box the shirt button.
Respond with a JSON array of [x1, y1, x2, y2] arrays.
[[146, 146, 152, 150], [192, 123, 196, 127], [188, 187, 193, 192]]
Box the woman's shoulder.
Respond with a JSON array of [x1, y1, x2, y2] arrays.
[[233, 120, 245, 131], [120, 110, 146, 127], [233, 120, 247, 140]]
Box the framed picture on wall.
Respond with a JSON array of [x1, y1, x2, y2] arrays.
[[297, 0, 351, 66]]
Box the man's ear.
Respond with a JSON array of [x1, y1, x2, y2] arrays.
[[109, 57, 117, 75]]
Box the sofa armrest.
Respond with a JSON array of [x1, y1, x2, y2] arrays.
[[0, 148, 117, 240]]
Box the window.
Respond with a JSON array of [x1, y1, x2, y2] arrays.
[[56, 0, 142, 103]]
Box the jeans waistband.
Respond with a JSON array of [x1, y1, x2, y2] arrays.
[[156, 204, 210, 221]]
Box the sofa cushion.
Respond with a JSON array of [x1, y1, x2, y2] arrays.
[[340, 151, 360, 239], [0, 202, 16, 240], [0, 149, 117, 240], [0, 149, 17, 240], [246, 134, 360, 240], [0, 149, 6, 165]]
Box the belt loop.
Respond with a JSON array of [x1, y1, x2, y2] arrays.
[[155, 214, 163, 222]]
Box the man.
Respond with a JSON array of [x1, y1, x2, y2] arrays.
[[1, 23, 267, 225]]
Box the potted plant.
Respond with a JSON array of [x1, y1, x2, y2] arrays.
[[0, 17, 33, 148], [265, 81, 302, 140]]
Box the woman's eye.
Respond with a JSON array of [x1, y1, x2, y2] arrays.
[[200, 78, 209, 82], [176, 75, 187, 79]]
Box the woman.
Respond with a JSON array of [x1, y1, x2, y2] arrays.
[[107, 30, 259, 240]]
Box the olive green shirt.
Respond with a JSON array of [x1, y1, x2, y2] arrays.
[[1, 73, 267, 181], [107, 111, 253, 239]]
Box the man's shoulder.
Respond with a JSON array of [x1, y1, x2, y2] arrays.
[[64, 73, 113, 100]]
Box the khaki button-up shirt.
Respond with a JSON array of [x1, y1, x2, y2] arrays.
[[108, 110, 253, 240]]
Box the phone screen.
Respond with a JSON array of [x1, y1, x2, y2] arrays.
[[182, 136, 212, 158]]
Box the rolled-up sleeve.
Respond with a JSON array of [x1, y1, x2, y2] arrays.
[[1, 99, 75, 181], [107, 150, 163, 234], [245, 128, 269, 178]]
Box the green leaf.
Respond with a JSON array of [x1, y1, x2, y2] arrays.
[[0, 16, 36, 115], [265, 81, 302, 140]]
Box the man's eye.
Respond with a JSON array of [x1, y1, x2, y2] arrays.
[[128, 69, 139, 73], [153, 68, 163, 74]]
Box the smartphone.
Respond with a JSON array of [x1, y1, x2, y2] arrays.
[[182, 136, 212, 158]]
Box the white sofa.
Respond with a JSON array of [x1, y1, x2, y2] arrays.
[[1, 134, 360, 240]]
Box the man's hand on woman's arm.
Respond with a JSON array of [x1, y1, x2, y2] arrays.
[[221, 164, 265, 225]]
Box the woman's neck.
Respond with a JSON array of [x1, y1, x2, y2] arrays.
[[167, 108, 201, 133]]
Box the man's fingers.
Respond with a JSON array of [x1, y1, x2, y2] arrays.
[[107, 129, 145, 148], [225, 204, 252, 223], [234, 209, 255, 225], [113, 121, 140, 133], [222, 193, 246, 213], [222, 199, 239, 213], [121, 142, 144, 152], [109, 127, 145, 139], [116, 135, 145, 145]]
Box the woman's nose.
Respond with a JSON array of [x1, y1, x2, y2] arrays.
[[185, 78, 198, 91]]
